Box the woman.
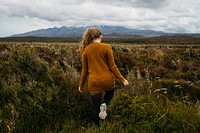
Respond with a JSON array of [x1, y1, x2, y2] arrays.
[[78, 27, 129, 127]]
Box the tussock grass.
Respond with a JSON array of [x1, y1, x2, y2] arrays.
[[0, 42, 200, 133]]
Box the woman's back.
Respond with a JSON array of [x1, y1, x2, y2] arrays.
[[83, 42, 112, 81]]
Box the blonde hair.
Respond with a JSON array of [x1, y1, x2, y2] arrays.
[[79, 27, 102, 53]]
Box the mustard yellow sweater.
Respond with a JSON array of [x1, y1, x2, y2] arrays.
[[79, 42, 126, 93]]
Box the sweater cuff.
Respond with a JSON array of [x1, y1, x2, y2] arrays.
[[119, 77, 126, 84]]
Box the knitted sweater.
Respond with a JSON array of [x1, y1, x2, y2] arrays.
[[79, 42, 126, 93]]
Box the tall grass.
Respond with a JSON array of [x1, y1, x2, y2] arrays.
[[0, 42, 200, 132]]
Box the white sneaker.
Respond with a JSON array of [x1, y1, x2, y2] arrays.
[[99, 103, 107, 119]]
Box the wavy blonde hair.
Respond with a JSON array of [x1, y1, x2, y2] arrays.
[[79, 27, 102, 53]]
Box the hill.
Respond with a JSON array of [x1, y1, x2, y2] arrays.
[[11, 26, 167, 37]]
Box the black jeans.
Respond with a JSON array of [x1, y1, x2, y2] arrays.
[[91, 89, 114, 127]]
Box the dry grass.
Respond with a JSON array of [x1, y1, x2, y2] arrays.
[[0, 41, 200, 133]]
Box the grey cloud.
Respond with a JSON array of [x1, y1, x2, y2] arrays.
[[0, 0, 200, 36], [135, 0, 169, 8], [0, 0, 168, 22], [91, 0, 169, 9]]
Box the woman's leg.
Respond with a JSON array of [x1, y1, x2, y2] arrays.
[[91, 93, 102, 127], [103, 89, 114, 105], [99, 89, 114, 120]]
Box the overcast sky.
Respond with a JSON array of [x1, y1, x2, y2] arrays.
[[0, 0, 200, 37]]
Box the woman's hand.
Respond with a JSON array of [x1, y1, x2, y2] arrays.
[[78, 87, 83, 93], [123, 80, 129, 87]]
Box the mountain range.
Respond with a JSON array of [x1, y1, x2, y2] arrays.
[[11, 26, 200, 37]]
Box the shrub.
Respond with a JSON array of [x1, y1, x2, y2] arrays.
[[110, 93, 200, 132], [0, 44, 91, 133], [1, 42, 200, 132]]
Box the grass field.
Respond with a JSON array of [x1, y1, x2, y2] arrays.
[[0, 37, 200, 133]]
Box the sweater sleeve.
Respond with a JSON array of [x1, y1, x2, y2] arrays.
[[79, 52, 88, 88], [106, 45, 126, 83]]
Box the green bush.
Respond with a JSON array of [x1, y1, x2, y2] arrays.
[[0, 44, 91, 133], [1, 42, 200, 132], [110, 93, 200, 133], [152, 79, 200, 102]]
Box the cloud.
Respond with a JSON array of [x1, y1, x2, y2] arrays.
[[0, 0, 169, 20], [87, 0, 169, 9], [0, 0, 200, 36], [0, 16, 58, 37]]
